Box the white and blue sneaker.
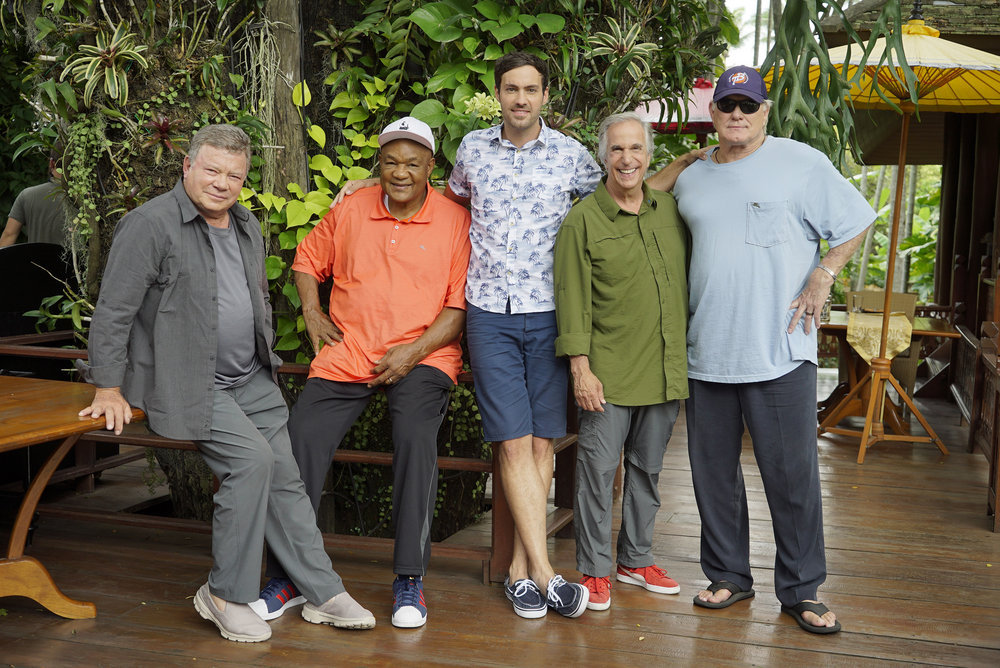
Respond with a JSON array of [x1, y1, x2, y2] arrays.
[[504, 576, 546, 619], [391, 575, 427, 628], [248, 577, 306, 621], [545, 574, 588, 618]]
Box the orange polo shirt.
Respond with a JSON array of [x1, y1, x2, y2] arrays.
[[292, 185, 471, 383]]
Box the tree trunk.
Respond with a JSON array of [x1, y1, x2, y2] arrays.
[[900, 164, 918, 293], [754, 0, 763, 65], [266, 0, 308, 197]]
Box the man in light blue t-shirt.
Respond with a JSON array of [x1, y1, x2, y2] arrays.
[[650, 66, 873, 635]]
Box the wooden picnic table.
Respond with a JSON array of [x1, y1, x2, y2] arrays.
[[0, 375, 144, 618]]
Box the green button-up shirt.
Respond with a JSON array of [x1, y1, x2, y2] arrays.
[[554, 181, 688, 405]]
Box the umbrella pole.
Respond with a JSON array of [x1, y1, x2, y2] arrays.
[[855, 111, 948, 462]]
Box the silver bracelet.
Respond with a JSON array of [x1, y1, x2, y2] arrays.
[[816, 264, 837, 280]]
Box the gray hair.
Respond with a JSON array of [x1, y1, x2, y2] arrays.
[[597, 112, 655, 167], [188, 124, 252, 165]]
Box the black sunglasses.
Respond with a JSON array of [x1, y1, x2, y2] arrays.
[[716, 98, 762, 114]]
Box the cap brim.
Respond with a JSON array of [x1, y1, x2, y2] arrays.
[[713, 90, 767, 103]]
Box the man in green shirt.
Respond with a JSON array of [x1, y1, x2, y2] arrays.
[[554, 112, 688, 611]]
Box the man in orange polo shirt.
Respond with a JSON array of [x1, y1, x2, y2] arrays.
[[252, 117, 471, 629]]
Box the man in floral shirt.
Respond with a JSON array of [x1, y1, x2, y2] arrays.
[[445, 51, 602, 620]]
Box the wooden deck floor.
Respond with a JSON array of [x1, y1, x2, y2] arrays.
[[1, 388, 999, 667]]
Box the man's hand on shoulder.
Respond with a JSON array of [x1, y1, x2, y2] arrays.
[[330, 178, 378, 209], [646, 146, 710, 192], [79, 386, 132, 435]]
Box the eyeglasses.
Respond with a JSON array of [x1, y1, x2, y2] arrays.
[[715, 98, 762, 114]]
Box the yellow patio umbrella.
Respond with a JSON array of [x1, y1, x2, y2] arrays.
[[781, 3, 1000, 462]]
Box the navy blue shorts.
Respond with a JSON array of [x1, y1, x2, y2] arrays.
[[466, 302, 568, 442]]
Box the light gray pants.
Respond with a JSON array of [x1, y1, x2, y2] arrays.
[[686, 361, 825, 607], [195, 368, 343, 604], [575, 401, 680, 576]]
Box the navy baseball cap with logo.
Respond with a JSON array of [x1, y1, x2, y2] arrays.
[[713, 66, 769, 103]]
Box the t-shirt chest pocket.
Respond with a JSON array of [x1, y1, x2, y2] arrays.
[[745, 200, 790, 247]]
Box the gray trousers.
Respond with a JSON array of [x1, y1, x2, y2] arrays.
[[265, 365, 452, 578], [686, 361, 826, 607], [575, 401, 680, 576], [195, 368, 343, 604]]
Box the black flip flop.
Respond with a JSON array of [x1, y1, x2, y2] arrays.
[[692, 581, 755, 609], [781, 601, 843, 634]]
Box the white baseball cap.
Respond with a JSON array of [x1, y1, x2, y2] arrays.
[[378, 116, 435, 153]]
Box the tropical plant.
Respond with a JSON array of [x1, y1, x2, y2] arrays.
[[60, 21, 149, 107], [760, 0, 918, 170]]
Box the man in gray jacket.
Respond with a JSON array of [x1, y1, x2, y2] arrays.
[[80, 124, 374, 642]]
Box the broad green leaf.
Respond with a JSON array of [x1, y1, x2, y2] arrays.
[[229, 73, 244, 89], [345, 106, 369, 126], [308, 153, 335, 172], [474, 1, 501, 20], [304, 191, 334, 209], [345, 166, 371, 180], [292, 80, 311, 107], [275, 331, 301, 351], [265, 255, 286, 280], [284, 200, 312, 228], [534, 13, 565, 34], [409, 4, 462, 42], [410, 99, 448, 127], [452, 83, 476, 108], [307, 124, 326, 148], [518, 15, 536, 29], [278, 229, 299, 249], [281, 283, 301, 309], [287, 182, 306, 198], [462, 36, 480, 55], [484, 44, 504, 60], [490, 22, 524, 42], [56, 82, 78, 111]]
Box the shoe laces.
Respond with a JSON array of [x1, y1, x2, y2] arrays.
[[546, 574, 569, 604], [395, 577, 423, 607], [583, 576, 610, 596], [512, 579, 539, 599], [645, 564, 668, 579], [260, 578, 295, 599]]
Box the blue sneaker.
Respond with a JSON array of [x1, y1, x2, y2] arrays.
[[392, 576, 427, 628], [504, 576, 546, 619], [248, 577, 306, 621], [545, 574, 588, 618]]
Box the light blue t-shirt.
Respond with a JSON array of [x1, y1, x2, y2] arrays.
[[675, 137, 875, 383]]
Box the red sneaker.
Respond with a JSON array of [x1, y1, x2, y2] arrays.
[[580, 575, 611, 610], [616, 564, 680, 595]]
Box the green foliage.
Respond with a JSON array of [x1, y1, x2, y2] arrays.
[[309, 0, 732, 167], [0, 31, 48, 233], [61, 21, 149, 107], [761, 1, 920, 170]]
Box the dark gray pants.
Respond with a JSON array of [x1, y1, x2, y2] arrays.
[[196, 368, 343, 604], [575, 401, 680, 576], [686, 362, 826, 607], [266, 365, 452, 578]]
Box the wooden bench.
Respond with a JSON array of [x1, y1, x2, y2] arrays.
[[0, 332, 578, 583]]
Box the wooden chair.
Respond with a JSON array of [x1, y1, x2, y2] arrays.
[[845, 290, 920, 403]]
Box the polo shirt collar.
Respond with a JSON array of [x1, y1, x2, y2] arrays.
[[374, 183, 434, 224], [594, 179, 657, 219]]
